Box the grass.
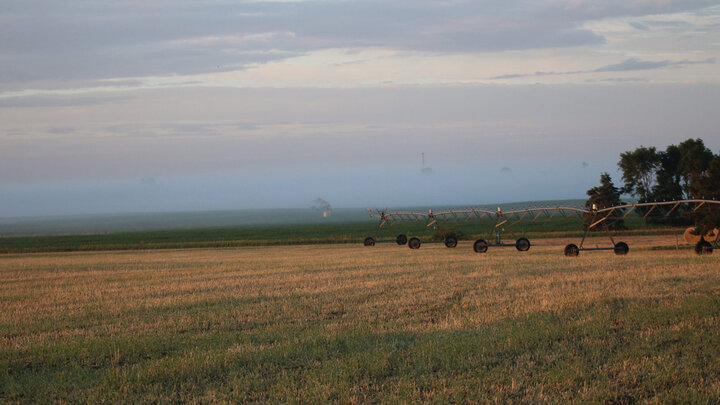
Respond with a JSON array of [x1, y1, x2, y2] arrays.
[[1, 237, 719, 402]]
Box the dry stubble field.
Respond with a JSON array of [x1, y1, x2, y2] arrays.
[[1, 235, 719, 403]]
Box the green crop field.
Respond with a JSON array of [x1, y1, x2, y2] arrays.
[[1, 199, 694, 255], [1, 236, 718, 402], [0, 211, 687, 254], [0, 201, 588, 237]]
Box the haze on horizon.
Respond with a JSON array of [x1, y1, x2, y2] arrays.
[[1, 1, 719, 217]]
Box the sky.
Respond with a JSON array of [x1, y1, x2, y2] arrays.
[[1, 0, 719, 217]]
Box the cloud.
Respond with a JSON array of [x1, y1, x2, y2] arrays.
[[630, 22, 650, 30], [0, 95, 134, 108], [629, 19, 693, 31], [490, 57, 716, 80], [646, 20, 694, 28], [104, 123, 226, 139], [490, 70, 583, 80], [102, 122, 263, 140], [47, 126, 75, 134], [586, 77, 650, 83], [2, 128, 25, 137], [1, 0, 717, 87], [596, 57, 716, 72], [595, 58, 672, 72]]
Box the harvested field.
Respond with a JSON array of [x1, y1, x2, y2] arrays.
[[1, 235, 719, 402]]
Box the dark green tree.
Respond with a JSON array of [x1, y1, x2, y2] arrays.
[[678, 138, 714, 198], [692, 154, 720, 234], [651, 145, 683, 201], [585, 173, 625, 231], [618, 146, 660, 201], [614, 138, 716, 231], [648, 144, 693, 225]]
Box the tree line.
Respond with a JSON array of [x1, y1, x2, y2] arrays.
[[586, 138, 720, 232]]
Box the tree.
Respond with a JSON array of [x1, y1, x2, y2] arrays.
[[677, 138, 714, 198], [649, 145, 693, 226], [692, 154, 720, 234], [613, 138, 716, 231], [651, 145, 683, 201], [618, 146, 660, 201], [585, 173, 625, 231]]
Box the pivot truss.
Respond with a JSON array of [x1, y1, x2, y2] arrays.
[[364, 199, 720, 256]]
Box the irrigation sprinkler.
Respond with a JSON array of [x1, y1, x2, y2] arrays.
[[366, 199, 720, 255], [563, 200, 720, 256], [367, 205, 586, 252], [364, 208, 434, 248], [469, 207, 535, 253]]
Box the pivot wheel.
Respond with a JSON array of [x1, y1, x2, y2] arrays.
[[473, 239, 488, 253], [408, 237, 421, 250], [444, 236, 458, 248], [396, 234, 408, 245], [515, 237, 531, 252], [614, 242, 629, 256], [363, 237, 375, 247], [695, 240, 713, 255], [564, 244, 579, 257]]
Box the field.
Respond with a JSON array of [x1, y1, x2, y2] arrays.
[[1, 200, 694, 255], [2, 236, 719, 402], [0, 216, 685, 254], [0, 201, 587, 236]]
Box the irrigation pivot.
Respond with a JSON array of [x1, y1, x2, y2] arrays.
[[367, 205, 588, 253], [366, 199, 720, 255], [564, 199, 720, 256]]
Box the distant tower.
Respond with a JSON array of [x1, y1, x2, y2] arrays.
[[421, 152, 433, 174]]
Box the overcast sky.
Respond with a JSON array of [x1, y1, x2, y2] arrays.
[[1, 1, 719, 216]]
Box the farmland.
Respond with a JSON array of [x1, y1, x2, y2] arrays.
[[2, 235, 719, 402], [0, 213, 685, 254]]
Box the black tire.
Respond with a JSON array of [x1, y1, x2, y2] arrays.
[[564, 244, 579, 257], [515, 237, 530, 252], [614, 242, 629, 256], [396, 234, 408, 245], [695, 240, 713, 255], [473, 239, 488, 253], [408, 237, 421, 250], [363, 237, 375, 247], [444, 236, 458, 248]]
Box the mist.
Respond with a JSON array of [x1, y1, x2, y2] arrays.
[[1, 84, 719, 217], [0, 162, 614, 217]]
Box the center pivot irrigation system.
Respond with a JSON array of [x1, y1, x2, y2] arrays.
[[364, 199, 720, 256]]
